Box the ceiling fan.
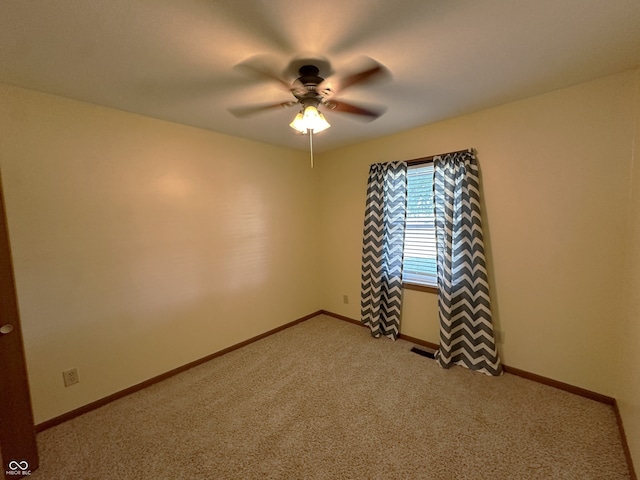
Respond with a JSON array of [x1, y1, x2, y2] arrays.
[[228, 56, 389, 166]]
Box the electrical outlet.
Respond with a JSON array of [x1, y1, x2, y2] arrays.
[[62, 368, 79, 387], [343, 295, 349, 304]]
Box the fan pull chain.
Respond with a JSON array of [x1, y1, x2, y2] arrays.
[[308, 128, 314, 168]]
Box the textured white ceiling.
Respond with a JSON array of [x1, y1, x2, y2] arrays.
[[2, 0, 640, 152]]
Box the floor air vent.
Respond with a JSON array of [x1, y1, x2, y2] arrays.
[[410, 346, 436, 359]]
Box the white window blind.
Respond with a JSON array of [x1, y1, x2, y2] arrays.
[[402, 163, 437, 287]]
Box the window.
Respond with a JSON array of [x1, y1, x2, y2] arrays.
[[402, 163, 437, 287]]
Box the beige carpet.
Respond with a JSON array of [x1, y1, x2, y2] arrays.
[[30, 315, 630, 479]]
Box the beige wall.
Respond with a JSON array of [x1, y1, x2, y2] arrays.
[[0, 84, 321, 423], [317, 70, 637, 398], [617, 68, 640, 470]]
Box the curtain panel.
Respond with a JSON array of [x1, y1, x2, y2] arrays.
[[433, 150, 502, 376], [360, 161, 407, 340]]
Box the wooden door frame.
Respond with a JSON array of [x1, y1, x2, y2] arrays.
[[0, 173, 38, 478]]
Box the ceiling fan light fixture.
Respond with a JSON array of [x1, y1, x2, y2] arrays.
[[289, 105, 330, 134]]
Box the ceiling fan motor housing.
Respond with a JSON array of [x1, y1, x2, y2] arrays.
[[298, 65, 323, 87], [294, 65, 329, 110]]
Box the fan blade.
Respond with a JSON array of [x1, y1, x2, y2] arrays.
[[290, 78, 307, 97], [339, 64, 387, 90], [318, 57, 389, 97], [233, 55, 292, 92], [324, 100, 386, 120], [228, 101, 297, 118]]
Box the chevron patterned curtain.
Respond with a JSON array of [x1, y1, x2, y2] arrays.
[[433, 150, 502, 376], [360, 161, 407, 340]]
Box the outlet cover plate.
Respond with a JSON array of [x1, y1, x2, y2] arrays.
[[63, 368, 79, 387]]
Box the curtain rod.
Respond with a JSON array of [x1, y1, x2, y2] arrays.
[[405, 148, 475, 166]]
